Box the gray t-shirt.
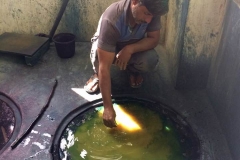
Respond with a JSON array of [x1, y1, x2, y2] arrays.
[[95, 0, 161, 52]]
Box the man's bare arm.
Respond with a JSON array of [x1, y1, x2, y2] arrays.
[[97, 47, 117, 128], [115, 30, 160, 70], [127, 30, 160, 54]]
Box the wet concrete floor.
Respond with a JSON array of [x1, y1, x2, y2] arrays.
[[0, 42, 233, 160]]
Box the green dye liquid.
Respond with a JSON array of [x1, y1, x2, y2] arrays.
[[61, 103, 187, 160]]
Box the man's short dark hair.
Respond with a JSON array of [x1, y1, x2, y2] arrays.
[[140, 0, 169, 16]]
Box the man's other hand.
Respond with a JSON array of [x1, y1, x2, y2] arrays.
[[115, 46, 133, 70], [103, 107, 117, 128]]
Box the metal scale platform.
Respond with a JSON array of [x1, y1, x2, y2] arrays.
[[0, 0, 70, 66], [0, 32, 50, 66]]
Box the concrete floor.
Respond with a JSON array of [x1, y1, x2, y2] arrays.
[[0, 42, 232, 160]]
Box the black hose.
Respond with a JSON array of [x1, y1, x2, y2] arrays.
[[49, 0, 70, 39], [11, 79, 58, 149]]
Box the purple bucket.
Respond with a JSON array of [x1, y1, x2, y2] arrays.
[[53, 33, 75, 58]]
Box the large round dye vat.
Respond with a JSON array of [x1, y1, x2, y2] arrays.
[[0, 92, 22, 155], [51, 97, 200, 160]]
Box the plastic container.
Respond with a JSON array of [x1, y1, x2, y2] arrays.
[[52, 33, 75, 58]]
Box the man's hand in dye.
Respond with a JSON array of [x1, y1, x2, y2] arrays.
[[103, 107, 117, 128], [115, 46, 133, 70]]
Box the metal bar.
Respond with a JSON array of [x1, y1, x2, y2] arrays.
[[49, 0, 70, 39]]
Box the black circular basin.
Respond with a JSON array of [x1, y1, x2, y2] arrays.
[[51, 96, 201, 160], [0, 92, 22, 155]]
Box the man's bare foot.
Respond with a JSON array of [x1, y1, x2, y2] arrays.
[[84, 73, 99, 93], [129, 73, 143, 88]]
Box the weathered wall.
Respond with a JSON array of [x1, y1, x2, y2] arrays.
[[0, 0, 232, 89], [163, 0, 189, 85], [0, 0, 116, 41], [175, 0, 228, 89], [208, 1, 240, 159]]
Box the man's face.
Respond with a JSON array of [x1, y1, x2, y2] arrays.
[[131, 3, 153, 24]]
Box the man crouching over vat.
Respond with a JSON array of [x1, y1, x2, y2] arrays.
[[84, 0, 169, 128]]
